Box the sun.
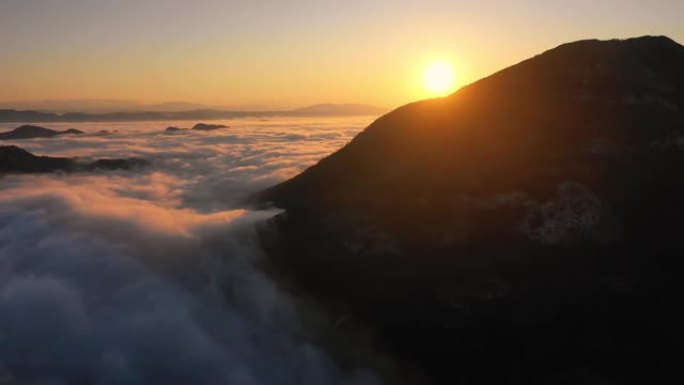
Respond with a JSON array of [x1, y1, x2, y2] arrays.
[[423, 61, 456, 96]]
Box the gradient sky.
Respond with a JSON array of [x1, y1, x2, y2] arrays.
[[2, 0, 683, 109]]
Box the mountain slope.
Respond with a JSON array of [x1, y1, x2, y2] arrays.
[[259, 36, 684, 384]]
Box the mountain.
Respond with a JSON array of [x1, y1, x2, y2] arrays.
[[0, 99, 217, 113], [0, 104, 387, 123], [143, 101, 217, 112], [291, 103, 389, 116], [0, 146, 149, 173], [0, 145, 75, 173], [0, 110, 62, 123], [0, 99, 141, 113], [192, 123, 228, 131], [0, 125, 84, 140], [259, 36, 684, 384]]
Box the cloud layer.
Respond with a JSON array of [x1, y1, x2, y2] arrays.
[[0, 117, 377, 384], [0, 117, 366, 209]]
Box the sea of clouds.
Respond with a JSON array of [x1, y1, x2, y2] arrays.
[[0, 117, 378, 385]]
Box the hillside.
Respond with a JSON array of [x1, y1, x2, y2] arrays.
[[259, 36, 684, 384], [0, 146, 149, 173], [0, 125, 84, 140]]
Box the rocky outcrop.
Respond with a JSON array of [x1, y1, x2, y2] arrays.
[[259, 36, 684, 384]]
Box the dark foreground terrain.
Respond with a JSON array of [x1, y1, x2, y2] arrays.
[[259, 36, 684, 384]]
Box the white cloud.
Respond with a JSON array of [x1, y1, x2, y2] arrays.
[[0, 117, 380, 384], [0, 117, 367, 211]]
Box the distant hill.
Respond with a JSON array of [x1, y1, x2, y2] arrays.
[[0, 145, 149, 173], [144, 101, 218, 112], [0, 110, 59, 123], [0, 103, 387, 123], [259, 36, 684, 384], [0, 125, 84, 140], [0, 99, 217, 113], [0, 145, 74, 173], [192, 123, 228, 131], [291, 103, 388, 116]]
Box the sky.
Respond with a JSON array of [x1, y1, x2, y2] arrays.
[[1, 0, 683, 110]]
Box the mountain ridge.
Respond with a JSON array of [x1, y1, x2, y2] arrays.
[[0, 125, 84, 140], [0, 103, 388, 123], [0, 145, 149, 173], [258, 35, 684, 384]]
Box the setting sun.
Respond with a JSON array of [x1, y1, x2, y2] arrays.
[[423, 61, 456, 96]]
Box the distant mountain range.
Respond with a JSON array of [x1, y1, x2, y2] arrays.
[[0, 99, 215, 114], [290, 103, 389, 116], [0, 103, 388, 123]]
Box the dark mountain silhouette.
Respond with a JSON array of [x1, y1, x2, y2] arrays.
[[94, 129, 117, 135], [0, 125, 84, 140], [163, 124, 228, 132], [0, 146, 149, 174], [192, 123, 228, 131], [0, 145, 74, 173], [86, 158, 150, 171], [0, 110, 57, 122], [259, 36, 684, 384], [0, 103, 387, 123], [164, 126, 185, 132], [0, 99, 143, 113]]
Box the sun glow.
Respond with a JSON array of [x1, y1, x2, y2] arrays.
[[423, 61, 456, 96]]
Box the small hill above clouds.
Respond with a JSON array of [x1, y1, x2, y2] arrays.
[[192, 123, 228, 131], [0, 145, 149, 173], [259, 36, 684, 384], [0, 125, 84, 140]]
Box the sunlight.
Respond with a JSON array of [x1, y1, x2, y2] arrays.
[[423, 61, 456, 96]]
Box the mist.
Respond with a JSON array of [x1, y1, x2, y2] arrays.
[[0, 117, 378, 384]]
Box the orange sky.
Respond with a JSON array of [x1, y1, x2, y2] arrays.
[[1, 0, 683, 109]]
